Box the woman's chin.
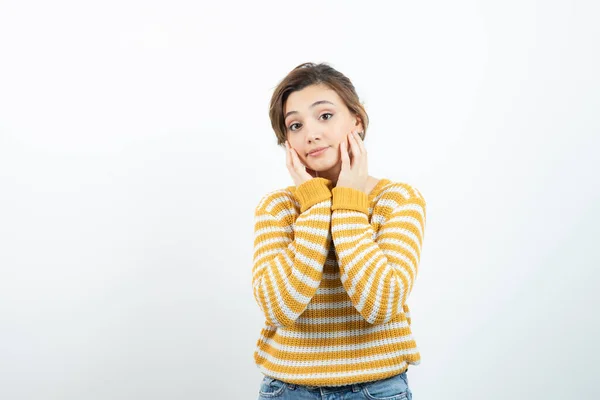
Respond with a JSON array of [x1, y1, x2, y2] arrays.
[[310, 159, 339, 171]]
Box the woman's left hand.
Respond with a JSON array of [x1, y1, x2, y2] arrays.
[[336, 130, 368, 193]]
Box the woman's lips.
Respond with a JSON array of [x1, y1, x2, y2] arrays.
[[308, 147, 329, 157]]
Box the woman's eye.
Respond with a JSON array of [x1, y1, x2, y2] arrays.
[[288, 114, 331, 131]]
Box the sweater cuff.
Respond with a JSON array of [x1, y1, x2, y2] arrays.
[[331, 186, 369, 214], [295, 178, 333, 213]]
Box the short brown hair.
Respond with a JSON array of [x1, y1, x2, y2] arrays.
[[268, 62, 369, 146]]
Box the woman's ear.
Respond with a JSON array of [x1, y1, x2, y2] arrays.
[[353, 116, 365, 139]]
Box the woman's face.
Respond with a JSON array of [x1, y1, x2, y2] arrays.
[[284, 83, 363, 175]]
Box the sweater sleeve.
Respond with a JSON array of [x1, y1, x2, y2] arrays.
[[331, 185, 426, 325], [251, 178, 333, 327]]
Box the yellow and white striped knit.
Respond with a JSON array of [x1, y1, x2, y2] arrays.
[[251, 177, 427, 387]]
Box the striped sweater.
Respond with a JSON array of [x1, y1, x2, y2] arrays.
[[251, 177, 427, 387]]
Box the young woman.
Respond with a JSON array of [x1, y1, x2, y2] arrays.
[[252, 62, 427, 399]]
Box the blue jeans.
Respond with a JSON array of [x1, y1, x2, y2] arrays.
[[257, 371, 412, 399]]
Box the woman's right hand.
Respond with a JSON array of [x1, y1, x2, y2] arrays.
[[285, 140, 317, 187]]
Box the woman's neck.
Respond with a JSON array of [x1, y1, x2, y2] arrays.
[[316, 163, 342, 187]]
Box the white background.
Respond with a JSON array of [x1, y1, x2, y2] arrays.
[[1, 1, 599, 399]]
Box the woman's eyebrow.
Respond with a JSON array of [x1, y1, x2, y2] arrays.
[[284, 100, 335, 120]]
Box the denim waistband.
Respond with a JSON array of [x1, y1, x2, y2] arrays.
[[282, 370, 407, 395], [287, 382, 363, 394]]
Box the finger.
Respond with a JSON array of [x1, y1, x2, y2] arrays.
[[348, 131, 362, 158], [291, 147, 307, 172], [340, 138, 350, 169], [352, 131, 367, 171], [353, 130, 367, 154], [285, 142, 294, 170], [346, 134, 361, 169]]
